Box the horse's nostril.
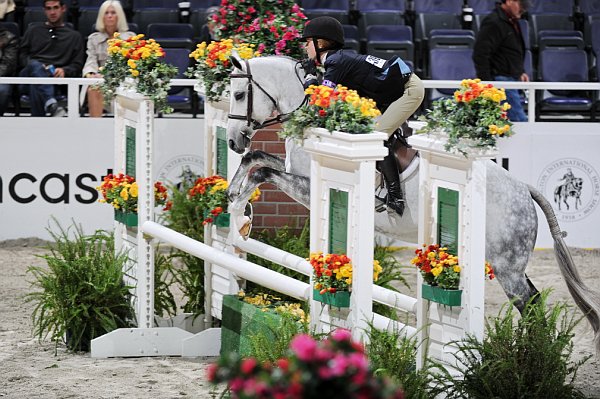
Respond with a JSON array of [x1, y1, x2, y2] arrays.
[[228, 139, 236, 150]]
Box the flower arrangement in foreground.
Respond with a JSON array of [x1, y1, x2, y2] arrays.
[[411, 244, 495, 290], [187, 175, 261, 225], [212, 0, 306, 59], [238, 290, 308, 323], [101, 33, 178, 113], [97, 173, 168, 213], [309, 252, 383, 294], [187, 39, 260, 102], [417, 79, 514, 156], [208, 329, 405, 399], [280, 84, 382, 141]]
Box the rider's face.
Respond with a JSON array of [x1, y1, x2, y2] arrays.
[[305, 38, 317, 60]]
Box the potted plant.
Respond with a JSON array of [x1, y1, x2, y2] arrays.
[[411, 244, 495, 306], [309, 252, 383, 308], [100, 33, 178, 114], [187, 39, 260, 102], [280, 84, 382, 141], [208, 328, 405, 399], [96, 172, 169, 227], [417, 79, 514, 156], [26, 221, 135, 353], [221, 290, 308, 357], [187, 175, 260, 228]]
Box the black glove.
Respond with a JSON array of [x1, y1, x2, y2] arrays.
[[300, 58, 317, 76]]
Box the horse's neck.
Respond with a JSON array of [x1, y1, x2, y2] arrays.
[[264, 58, 306, 114]]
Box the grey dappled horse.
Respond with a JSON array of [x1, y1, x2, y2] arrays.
[[225, 55, 600, 351]]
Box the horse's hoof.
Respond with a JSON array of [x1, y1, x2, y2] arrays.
[[234, 215, 253, 240]]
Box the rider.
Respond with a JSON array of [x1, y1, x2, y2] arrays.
[[300, 16, 424, 216], [559, 168, 575, 186]]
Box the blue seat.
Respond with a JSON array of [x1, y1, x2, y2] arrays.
[[301, 0, 350, 24], [468, 0, 496, 14], [132, 9, 179, 34], [529, 13, 575, 49], [536, 48, 593, 120], [342, 25, 361, 52], [356, 0, 406, 41], [428, 48, 476, 98], [147, 23, 194, 49], [188, 0, 221, 10], [527, 0, 573, 15], [580, 0, 600, 16], [78, 7, 99, 38], [414, 0, 463, 14], [366, 25, 414, 63], [428, 28, 475, 48], [163, 48, 199, 117], [537, 30, 585, 50]]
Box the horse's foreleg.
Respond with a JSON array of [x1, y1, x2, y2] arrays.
[[229, 167, 310, 215], [228, 150, 286, 200], [563, 196, 570, 211]]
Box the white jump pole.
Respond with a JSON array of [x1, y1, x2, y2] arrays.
[[408, 134, 496, 371], [303, 128, 387, 341]]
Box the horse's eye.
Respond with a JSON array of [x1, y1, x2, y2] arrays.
[[234, 91, 245, 101]]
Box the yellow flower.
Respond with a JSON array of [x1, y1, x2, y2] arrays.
[[453, 265, 461, 273], [431, 266, 443, 277], [120, 187, 129, 201], [129, 182, 138, 198], [130, 69, 139, 77]]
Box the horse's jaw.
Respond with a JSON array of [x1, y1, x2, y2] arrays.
[[228, 127, 252, 154]]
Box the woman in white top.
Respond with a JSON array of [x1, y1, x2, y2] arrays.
[[83, 0, 133, 117]]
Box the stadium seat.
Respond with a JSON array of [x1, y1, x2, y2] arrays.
[[536, 48, 593, 120], [301, 0, 350, 24], [132, 9, 179, 34], [468, 0, 496, 14], [428, 47, 476, 101], [366, 25, 414, 64], [527, 0, 574, 15], [355, 0, 406, 42], [428, 28, 475, 49], [0, 21, 19, 37], [342, 24, 361, 53], [163, 48, 198, 117], [537, 30, 585, 51], [188, 0, 221, 10], [77, 7, 99, 38], [147, 23, 194, 49], [529, 14, 575, 49]]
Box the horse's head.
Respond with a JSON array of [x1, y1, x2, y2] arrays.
[[227, 55, 306, 154]]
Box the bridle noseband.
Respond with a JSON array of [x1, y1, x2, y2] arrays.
[[228, 59, 307, 132]]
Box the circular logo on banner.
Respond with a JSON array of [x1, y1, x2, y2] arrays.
[[537, 158, 600, 222], [157, 154, 204, 191]]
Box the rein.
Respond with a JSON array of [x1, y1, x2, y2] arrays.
[[228, 59, 307, 131]]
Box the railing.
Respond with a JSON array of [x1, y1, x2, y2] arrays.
[[1, 77, 598, 120]]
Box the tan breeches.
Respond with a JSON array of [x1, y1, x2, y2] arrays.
[[375, 73, 425, 136]]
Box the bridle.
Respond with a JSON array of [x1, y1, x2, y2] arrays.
[[228, 58, 307, 131]]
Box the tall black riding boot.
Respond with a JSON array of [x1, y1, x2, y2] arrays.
[[376, 146, 405, 216]]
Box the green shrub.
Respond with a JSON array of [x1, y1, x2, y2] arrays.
[[435, 290, 588, 398], [366, 325, 443, 399], [26, 220, 135, 353]]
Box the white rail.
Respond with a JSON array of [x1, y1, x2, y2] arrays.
[[2, 77, 597, 121]]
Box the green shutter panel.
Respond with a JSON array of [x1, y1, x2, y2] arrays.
[[216, 126, 228, 178], [329, 189, 348, 254], [437, 187, 459, 255], [125, 126, 136, 177]]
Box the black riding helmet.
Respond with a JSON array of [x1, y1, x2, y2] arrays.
[[301, 16, 345, 50]]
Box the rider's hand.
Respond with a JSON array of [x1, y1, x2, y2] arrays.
[[301, 58, 317, 76], [303, 74, 319, 89]]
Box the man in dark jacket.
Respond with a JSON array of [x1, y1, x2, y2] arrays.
[[473, 0, 529, 121], [19, 0, 84, 116], [0, 24, 17, 116]]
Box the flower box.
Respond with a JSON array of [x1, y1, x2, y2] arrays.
[[313, 289, 351, 308], [421, 284, 462, 307], [203, 211, 230, 228], [220, 295, 283, 357], [114, 209, 137, 227]]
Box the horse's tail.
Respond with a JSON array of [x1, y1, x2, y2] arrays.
[[529, 184, 600, 353]]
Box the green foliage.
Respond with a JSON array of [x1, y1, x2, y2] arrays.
[[247, 313, 310, 363], [154, 245, 177, 318], [366, 325, 445, 399], [160, 179, 207, 317], [435, 290, 588, 398], [26, 220, 135, 353], [372, 245, 410, 318]]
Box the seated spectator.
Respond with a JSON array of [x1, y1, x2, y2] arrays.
[[198, 6, 219, 44], [83, 0, 133, 117], [0, 23, 18, 116], [19, 0, 84, 116], [0, 0, 15, 21]]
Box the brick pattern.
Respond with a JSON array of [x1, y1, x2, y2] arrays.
[[249, 124, 309, 232]]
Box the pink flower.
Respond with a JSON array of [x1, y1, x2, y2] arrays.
[[289, 334, 317, 361], [330, 328, 352, 343], [229, 377, 244, 392], [240, 358, 257, 374], [207, 363, 218, 381]]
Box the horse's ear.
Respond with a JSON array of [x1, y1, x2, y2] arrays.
[[230, 54, 243, 70]]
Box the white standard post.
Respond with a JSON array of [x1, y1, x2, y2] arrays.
[[408, 134, 496, 370], [303, 128, 387, 341]]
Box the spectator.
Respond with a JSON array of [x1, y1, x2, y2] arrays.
[[473, 0, 530, 122], [19, 0, 84, 116], [0, 24, 17, 116], [0, 0, 15, 21], [198, 5, 219, 44], [82, 0, 133, 117]]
